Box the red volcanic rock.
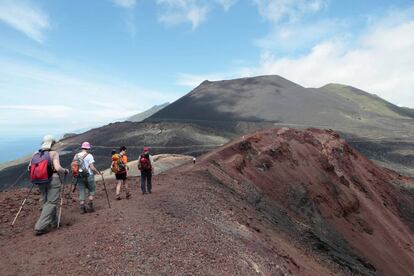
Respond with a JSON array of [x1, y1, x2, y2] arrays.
[[199, 127, 414, 275], [0, 128, 413, 275]]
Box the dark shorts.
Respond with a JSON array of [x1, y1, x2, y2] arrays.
[[115, 172, 127, 180]]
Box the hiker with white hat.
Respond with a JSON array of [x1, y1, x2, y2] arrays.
[[72, 142, 102, 214], [30, 135, 69, 235]]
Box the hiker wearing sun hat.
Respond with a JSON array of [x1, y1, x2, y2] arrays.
[[30, 135, 69, 235], [72, 141, 102, 214]]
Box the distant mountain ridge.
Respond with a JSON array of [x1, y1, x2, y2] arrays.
[[2, 75, 414, 190], [128, 103, 169, 122]]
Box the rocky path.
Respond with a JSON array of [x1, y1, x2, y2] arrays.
[[0, 167, 322, 276]]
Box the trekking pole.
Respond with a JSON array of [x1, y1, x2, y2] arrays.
[[100, 174, 111, 209], [11, 184, 34, 227], [57, 173, 66, 229]]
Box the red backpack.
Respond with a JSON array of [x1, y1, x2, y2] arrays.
[[138, 154, 152, 172], [30, 151, 54, 185]]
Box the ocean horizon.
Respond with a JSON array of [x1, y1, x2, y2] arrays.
[[0, 137, 43, 164]]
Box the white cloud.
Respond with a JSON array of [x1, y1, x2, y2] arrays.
[[157, 0, 208, 29], [0, 104, 72, 113], [215, 0, 237, 11], [0, 59, 173, 132], [240, 17, 414, 107], [0, 105, 73, 127], [252, 0, 328, 23], [156, 0, 236, 29], [0, 0, 50, 43], [110, 0, 137, 38], [254, 18, 349, 52], [112, 0, 136, 9], [177, 72, 230, 87]]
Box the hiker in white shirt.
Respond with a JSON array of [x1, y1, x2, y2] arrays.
[[73, 142, 101, 214]]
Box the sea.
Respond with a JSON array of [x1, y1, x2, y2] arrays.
[[0, 137, 43, 163]]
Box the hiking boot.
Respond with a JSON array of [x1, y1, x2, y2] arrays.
[[80, 204, 86, 214], [126, 192, 131, 199], [142, 191, 147, 195], [87, 202, 94, 213], [34, 229, 48, 236], [116, 195, 121, 200], [148, 190, 152, 194]]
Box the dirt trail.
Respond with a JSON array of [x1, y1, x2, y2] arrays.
[[0, 171, 335, 275]]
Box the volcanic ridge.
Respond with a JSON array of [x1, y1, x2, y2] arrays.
[[1, 128, 413, 275]]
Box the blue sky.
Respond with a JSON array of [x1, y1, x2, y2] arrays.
[[1, 0, 414, 139]]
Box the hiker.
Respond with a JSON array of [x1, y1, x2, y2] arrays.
[[193, 157, 196, 164], [113, 146, 130, 200], [30, 135, 69, 235], [72, 142, 102, 214], [138, 147, 154, 195]]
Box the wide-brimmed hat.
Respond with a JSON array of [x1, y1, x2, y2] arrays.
[[40, 135, 56, 150]]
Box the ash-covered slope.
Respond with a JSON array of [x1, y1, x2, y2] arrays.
[[199, 127, 414, 275], [148, 75, 354, 124], [148, 75, 414, 127]]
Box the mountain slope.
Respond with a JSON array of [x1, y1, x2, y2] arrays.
[[148, 75, 413, 131], [127, 102, 169, 122], [148, 75, 358, 124], [320, 83, 414, 119], [1, 128, 413, 275]]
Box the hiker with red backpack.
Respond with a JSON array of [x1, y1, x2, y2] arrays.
[[29, 135, 69, 235], [113, 146, 130, 200], [72, 142, 102, 214], [138, 147, 154, 195]]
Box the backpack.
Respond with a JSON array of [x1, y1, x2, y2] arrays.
[[138, 154, 152, 172], [114, 154, 126, 173], [111, 154, 118, 173], [71, 152, 89, 178], [30, 151, 54, 185]]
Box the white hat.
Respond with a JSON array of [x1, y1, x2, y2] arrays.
[[40, 135, 56, 150]]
